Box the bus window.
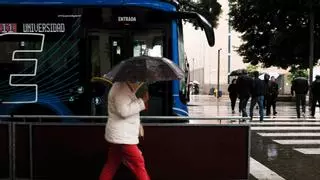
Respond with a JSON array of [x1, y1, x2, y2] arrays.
[[133, 30, 163, 57], [132, 30, 170, 116]]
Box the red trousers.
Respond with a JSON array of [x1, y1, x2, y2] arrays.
[[99, 143, 150, 180]]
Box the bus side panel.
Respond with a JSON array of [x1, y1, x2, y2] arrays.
[[171, 20, 188, 116], [0, 7, 85, 117]]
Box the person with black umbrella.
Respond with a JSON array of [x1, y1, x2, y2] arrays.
[[311, 75, 320, 118], [236, 70, 252, 118], [291, 76, 309, 118]]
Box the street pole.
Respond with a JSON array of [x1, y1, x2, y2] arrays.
[[217, 48, 222, 98], [192, 58, 195, 81], [309, 2, 314, 105]]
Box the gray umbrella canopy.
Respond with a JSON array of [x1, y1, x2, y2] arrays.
[[229, 69, 248, 76], [105, 55, 184, 83], [295, 76, 308, 80]]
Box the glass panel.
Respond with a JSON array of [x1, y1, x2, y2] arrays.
[[132, 30, 167, 116], [133, 30, 163, 57], [133, 40, 147, 56], [177, 21, 189, 103], [89, 32, 115, 116]]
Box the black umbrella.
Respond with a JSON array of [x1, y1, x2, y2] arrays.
[[105, 55, 184, 82], [295, 76, 308, 80], [229, 69, 248, 76]]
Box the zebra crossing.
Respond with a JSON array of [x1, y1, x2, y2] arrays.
[[250, 116, 320, 155]]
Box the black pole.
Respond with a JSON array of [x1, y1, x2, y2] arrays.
[[192, 58, 195, 81], [217, 48, 222, 98], [309, 2, 314, 105]]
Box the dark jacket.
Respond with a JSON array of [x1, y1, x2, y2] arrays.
[[251, 78, 266, 97], [268, 81, 279, 99], [311, 79, 320, 98], [236, 75, 252, 98], [291, 78, 309, 95], [264, 79, 270, 96], [228, 84, 238, 97]]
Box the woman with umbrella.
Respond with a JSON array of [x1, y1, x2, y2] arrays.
[[99, 81, 150, 180], [99, 56, 184, 180]]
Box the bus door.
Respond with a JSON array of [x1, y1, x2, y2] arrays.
[[109, 31, 132, 66], [131, 30, 171, 116], [110, 37, 125, 66], [88, 29, 170, 116], [88, 31, 127, 116]]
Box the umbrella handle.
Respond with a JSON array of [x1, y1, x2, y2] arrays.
[[144, 101, 149, 110]]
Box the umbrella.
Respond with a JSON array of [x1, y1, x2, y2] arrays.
[[91, 76, 113, 86], [229, 69, 247, 76], [259, 72, 280, 80], [91, 76, 146, 96], [105, 55, 184, 82], [295, 76, 308, 80], [191, 80, 200, 84], [90, 76, 113, 96]]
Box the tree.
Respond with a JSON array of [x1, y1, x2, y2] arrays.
[[229, 0, 320, 69], [179, 0, 222, 29], [246, 64, 260, 77], [246, 64, 259, 73], [287, 67, 309, 83]]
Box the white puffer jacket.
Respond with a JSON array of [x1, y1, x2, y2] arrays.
[[105, 82, 145, 145]]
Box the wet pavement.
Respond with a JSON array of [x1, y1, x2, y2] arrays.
[[188, 95, 320, 180]]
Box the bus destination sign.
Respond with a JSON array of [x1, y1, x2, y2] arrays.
[[0, 23, 17, 33], [23, 23, 65, 33]]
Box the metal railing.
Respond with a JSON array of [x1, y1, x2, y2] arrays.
[[0, 115, 251, 124], [0, 115, 251, 180]]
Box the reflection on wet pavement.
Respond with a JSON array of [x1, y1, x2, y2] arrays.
[[188, 95, 319, 118], [188, 95, 320, 180]]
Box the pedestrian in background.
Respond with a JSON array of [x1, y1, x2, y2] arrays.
[[266, 76, 279, 116], [236, 70, 252, 118], [249, 71, 266, 122], [263, 74, 270, 109], [228, 79, 238, 114], [311, 75, 320, 118], [291, 76, 309, 118]]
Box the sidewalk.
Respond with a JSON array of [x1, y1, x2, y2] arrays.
[[188, 95, 317, 118]]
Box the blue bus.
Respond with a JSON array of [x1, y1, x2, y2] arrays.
[[0, 0, 214, 117]]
